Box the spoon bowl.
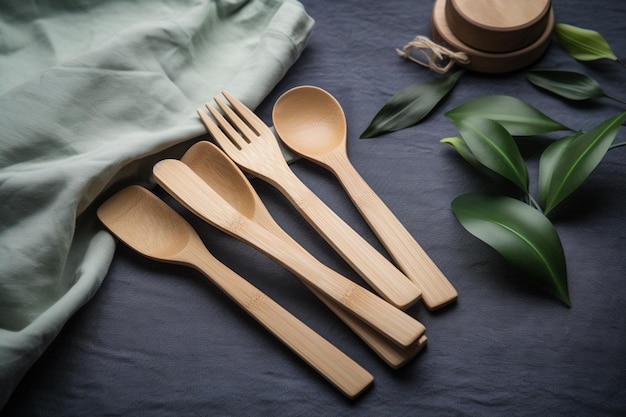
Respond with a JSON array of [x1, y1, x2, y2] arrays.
[[273, 86, 458, 310], [97, 185, 191, 261], [272, 85, 347, 157], [182, 141, 256, 219]]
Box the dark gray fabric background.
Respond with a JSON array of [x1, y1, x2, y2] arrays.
[[3, 0, 625, 415]]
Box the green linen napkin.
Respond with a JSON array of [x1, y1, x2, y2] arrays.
[[0, 0, 313, 407]]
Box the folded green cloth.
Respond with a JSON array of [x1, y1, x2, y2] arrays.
[[0, 0, 313, 407]]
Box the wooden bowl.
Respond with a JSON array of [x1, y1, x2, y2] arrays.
[[431, 0, 554, 73]]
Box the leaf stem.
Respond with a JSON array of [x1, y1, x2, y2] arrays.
[[605, 93, 626, 105], [609, 141, 626, 149], [527, 194, 543, 212]]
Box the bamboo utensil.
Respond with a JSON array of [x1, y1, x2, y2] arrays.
[[97, 185, 374, 399], [153, 159, 426, 348], [272, 86, 457, 310], [196, 91, 421, 310], [182, 141, 426, 368]]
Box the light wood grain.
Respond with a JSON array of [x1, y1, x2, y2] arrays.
[[451, 0, 550, 29], [273, 86, 457, 310], [182, 141, 426, 368], [97, 185, 374, 399], [153, 159, 426, 348], [197, 91, 422, 310], [431, 0, 554, 73], [446, 0, 552, 52]]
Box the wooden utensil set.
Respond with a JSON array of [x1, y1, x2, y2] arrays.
[[98, 89, 457, 399]]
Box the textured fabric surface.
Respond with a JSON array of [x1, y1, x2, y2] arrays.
[[3, 0, 626, 415], [0, 0, 313, 407]]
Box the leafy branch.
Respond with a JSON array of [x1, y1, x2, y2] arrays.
[[441, 95, 624, 306], [358, 22, 625, 305], [443, 103, 625, 306]]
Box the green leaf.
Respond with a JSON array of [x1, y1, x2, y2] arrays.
[[441, 136, 506, 183], [539, 111, 626, 214], [452, 192, 570, 306], [445, 95, 570, 136], [525, 69, 605, 100], [537, 131, 582, 212], [554, 23, 618, 61], [526, 69, 626, 105], [441, 136, 514, 183], [360, 70, 464, 138], [440, 136, 482, 170], [454, 117, 529, 193]]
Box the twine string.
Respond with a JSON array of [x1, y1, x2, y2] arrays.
[[396, 35, 470, 74]]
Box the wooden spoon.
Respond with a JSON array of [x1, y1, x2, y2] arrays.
[[272, 86, 457, 310], [97, 185, 373, 399], [153, 158, 426, 348], [182, 141, 426, 368]]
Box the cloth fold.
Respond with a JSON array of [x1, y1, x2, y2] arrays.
[[0, 0, 313, 407]]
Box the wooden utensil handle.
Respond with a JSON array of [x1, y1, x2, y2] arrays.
[[329, 153, 458, 310], [306, 285, 426, 368], [244, 221, 426, 348], [262, 214, 426, 367], [267, 164, 421, 310], [188, 244, 373, 399]]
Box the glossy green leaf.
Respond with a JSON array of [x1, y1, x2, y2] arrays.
[[445, 95, 570, 136], [440, 136, 481, 169], [525, 69, 626, 105], [554, 23, 618, 61], [360, 70, 464, 138], [452, 192, 570, 306], [539, 111, 626, 214], [440, 136, 506, 183], [454, 117, 529, 193], [537, 132, 582, 213], [526, 69, 605, 100]]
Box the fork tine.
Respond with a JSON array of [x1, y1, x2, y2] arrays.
[[197, 107, 220, 139], [214, 96, 259, 142], [203, 103, 249, 151], [197, 106, 242, 153], [197, 106, 226, 146], [222, 91, 270, 134]]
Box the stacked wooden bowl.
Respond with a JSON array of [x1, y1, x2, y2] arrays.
[[431, 0, 554, 73]]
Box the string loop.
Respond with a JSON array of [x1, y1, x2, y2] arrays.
[[397, 35, 470, 74]]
